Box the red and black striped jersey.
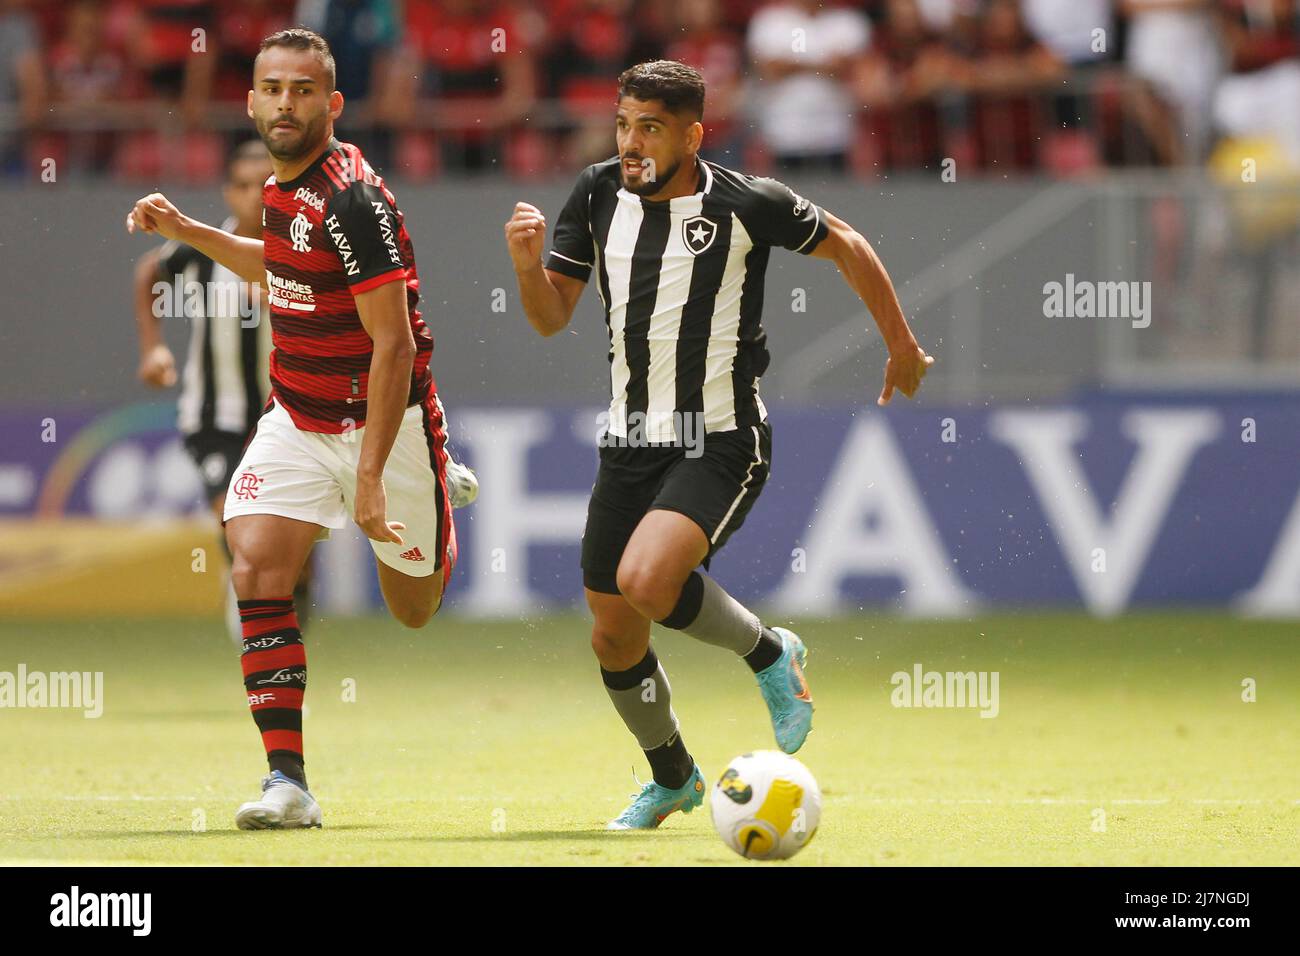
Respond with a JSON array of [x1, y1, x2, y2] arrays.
[[261, 137, 432, 433]]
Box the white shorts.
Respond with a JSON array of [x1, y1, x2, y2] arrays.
[[223, 395, 456, 581]]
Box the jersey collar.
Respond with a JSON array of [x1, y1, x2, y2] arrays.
[[274, 137, 340, 192], [696, 155, 713, 194]]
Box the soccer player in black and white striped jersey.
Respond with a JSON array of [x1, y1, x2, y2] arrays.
[[505, 60, 934, 829]]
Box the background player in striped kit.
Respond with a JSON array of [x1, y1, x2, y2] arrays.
[[127, 29, 476, 831], [505, 60, 934, 829], [132, 139, 311, 645]]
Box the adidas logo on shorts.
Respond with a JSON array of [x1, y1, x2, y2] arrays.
[[398, 547, 425, 562]]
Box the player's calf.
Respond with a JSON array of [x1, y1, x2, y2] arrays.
[[588, 589, 699, 809], [225, 516, 321, 823], [657, 571, 815, 751], [656, 571, 784, 672], [601, 646, 697, 797], [239, 597, 309, 788]]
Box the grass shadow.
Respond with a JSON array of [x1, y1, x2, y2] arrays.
[[64, 823, 383, 838], [389, 828, 701, 844]]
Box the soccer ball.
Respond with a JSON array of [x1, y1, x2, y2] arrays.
[[710, 751, 821, 860]]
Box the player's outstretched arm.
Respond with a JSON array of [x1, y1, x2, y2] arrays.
[[504, 202, 584, 337], [811, 210, 934, 406], [125, 192, 265, 285]]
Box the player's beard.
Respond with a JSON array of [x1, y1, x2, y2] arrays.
[[622, 155, 681, 197], [257, 111, 329, 162]]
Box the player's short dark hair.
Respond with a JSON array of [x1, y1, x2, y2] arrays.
[[617, 60, 705, 120], [257, 28, 336, 90], [226, 138, 271, 178]]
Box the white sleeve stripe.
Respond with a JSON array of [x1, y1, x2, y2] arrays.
[[549, 250, 593, 267], [793, 204, 822, 253]]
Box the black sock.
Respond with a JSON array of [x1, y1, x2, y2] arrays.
[[644, 732, 693, 790], [269, 753, 307, 789], [743, 627, 784, 673]]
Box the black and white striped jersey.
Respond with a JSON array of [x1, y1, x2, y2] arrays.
[[156, 218, 272, 437], [545, 155, 829, 440]]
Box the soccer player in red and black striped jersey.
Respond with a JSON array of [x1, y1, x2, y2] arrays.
[[126, 29, 477, 830]]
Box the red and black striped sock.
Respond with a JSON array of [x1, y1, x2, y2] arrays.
[[238, 598, 308, 789]]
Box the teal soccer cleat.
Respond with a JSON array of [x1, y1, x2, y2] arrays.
[[756, 627, 813, 754], [607, 764, 706, 830]]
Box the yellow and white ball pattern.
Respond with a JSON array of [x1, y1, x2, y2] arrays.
[[710, 751, 821, 860]]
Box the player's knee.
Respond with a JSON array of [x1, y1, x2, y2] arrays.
[[394, 608, 432, 629], [389, 587, 444, 629], [590, 626, 617, 660], [379, 565, 445, 629], [590, 625, 642, 671], [229, 558, 255, 599], [229, 555, 296, 601], [615, 562, 675, 620], [390, 597, 438, 629]]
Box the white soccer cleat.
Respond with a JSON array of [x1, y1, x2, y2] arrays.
[[436, 393, 478, 509], [235, 771, 322, 830], [445, 457, 479, 509]]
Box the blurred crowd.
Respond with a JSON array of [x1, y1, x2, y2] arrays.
[[1, 0, 1299, 181]]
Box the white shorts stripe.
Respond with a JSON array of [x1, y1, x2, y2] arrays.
[[710, 425, 763, 545]]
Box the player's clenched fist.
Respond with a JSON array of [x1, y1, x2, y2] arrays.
[[504, 201, 547, 274], [125, 192, 187, 241], [137, 343, 178, 388]]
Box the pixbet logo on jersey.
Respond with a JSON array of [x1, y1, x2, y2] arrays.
[[294, 186, 325, 212]]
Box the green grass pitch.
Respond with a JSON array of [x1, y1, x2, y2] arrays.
[[1, 612, 1295, 866]]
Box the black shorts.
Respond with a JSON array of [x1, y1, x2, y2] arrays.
[[581, 421, 772, 594], [183, 430, 252, 502]]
